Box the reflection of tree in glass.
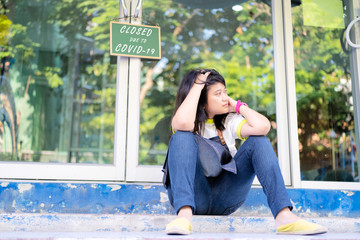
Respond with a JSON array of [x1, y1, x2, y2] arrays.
[[1, 0, 118, 163], [139, 0, 277, 165], [292, 5, 356, 180]]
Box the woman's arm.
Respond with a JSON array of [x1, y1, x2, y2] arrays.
[[228, 97, 271, 137], [171, 72, 210, 131]]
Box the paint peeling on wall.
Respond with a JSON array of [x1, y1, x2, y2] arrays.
[[159, 192, 169, 203], [67, 184, 77, 189], [290, 199, 302, 212], [17, 184, 33, 193], [342, 190, 355, 197], [109, 185, 121, 191]]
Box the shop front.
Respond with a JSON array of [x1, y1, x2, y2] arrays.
[[0, 0, 359, 193]]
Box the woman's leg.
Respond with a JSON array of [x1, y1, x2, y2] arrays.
[[210, 136, 292, 217], [235, 136, 303, 227], [210, 136, 327, 234], [166, 131, 211, 219], [165, 131, 212, 235]]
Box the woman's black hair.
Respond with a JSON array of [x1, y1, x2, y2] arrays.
[[173, 69, 228, 134]]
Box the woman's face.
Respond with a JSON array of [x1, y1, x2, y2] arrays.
[[204, 82, 229, 119]]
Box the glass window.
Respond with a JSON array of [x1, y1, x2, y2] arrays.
[[292, 1, 359, 182], [0, 0, 118, 164], [138, 0, 277, 165]]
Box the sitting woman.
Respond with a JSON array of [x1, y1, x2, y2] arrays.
[[162, 69, 327, 235]]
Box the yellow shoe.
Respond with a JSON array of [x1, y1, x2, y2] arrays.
[[165, 217, 193, 235], [276, 219, 327, 235]]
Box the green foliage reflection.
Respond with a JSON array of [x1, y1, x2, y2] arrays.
[[139, 0, 277, 165]]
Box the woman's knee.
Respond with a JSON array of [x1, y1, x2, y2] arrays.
[[247, 135, 268, 141], [246, 135, 271, 146], [169, 131, 195, 145], [247, 136, 279, 165], [244, 136, 275, 155], [168, 131, 198, 158]]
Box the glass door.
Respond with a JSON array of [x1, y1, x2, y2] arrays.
[[0, 0, 126, 181], [126, 0, 293, 183], [285, 0, 360, 188]]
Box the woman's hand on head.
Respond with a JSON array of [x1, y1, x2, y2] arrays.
[[227, 96, 238, 113], [194, 72, 210, 87]]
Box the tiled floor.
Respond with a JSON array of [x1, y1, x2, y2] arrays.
[[0, 232, 359, 240]]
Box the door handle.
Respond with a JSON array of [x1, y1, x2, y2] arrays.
[[346, 16, 360, 48]]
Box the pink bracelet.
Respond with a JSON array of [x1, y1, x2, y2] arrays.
[[236, 100, 248, 114]]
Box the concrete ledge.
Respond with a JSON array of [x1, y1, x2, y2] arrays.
[[1, 182, 360, 218], [0, 214, 359, 233]]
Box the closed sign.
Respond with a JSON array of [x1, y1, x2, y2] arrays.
[[110, 22, 161, 59]]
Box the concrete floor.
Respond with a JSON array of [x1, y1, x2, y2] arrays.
[[0, 232, 360, 240]]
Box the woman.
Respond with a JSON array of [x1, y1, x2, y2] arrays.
[[162, 69, 327, 235]]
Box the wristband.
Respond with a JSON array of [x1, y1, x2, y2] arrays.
[[236, 100, 248, 114]]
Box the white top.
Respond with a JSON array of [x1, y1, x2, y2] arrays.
[[200, 113, 247, 157]]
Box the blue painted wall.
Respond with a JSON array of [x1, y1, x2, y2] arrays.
[[0, 182, 359, 217]]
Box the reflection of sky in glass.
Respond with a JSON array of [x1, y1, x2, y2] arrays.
[[193, 47, 200, 55], [203, 29, 216, 40], [232, 5, 243, 12], [211, 9, 224, 15], [153, 58, 168, 75], [219, 18, 230, 23], [164, 9, 176, 16]]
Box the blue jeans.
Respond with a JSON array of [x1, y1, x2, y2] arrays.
[[165, 131, 293, 218]]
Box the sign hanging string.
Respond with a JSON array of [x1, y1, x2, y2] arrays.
[[111, 17, 159, 27]]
